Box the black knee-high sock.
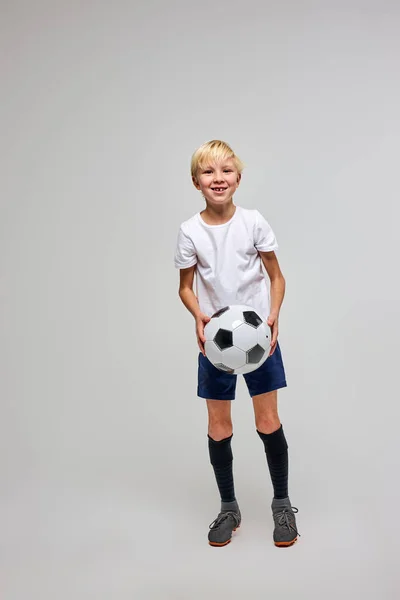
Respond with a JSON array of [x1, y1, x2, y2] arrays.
[[257, 425, 289, 499], [208, 434, 236, 504]]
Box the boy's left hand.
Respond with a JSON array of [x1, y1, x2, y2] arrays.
[[266, 314, 279, 356]]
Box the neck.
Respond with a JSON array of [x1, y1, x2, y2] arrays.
[[202, 201, 236, 223]]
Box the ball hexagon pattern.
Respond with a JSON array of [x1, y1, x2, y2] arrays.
[[203, 305, 270, 375]]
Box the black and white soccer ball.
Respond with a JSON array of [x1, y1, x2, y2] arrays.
[[204, 305, 270, 375]]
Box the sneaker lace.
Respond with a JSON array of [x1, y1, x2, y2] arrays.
[[209, 511, 240, 531], [275, 506, 301, 537]]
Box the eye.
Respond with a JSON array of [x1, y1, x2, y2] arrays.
[[224, 169, 232, 173]]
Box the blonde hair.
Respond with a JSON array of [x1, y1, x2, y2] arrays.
[[191, 140, 244, 180]]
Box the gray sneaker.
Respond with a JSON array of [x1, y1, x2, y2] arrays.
[[208, 509, 241, 547], [271, 497, 300, 547]]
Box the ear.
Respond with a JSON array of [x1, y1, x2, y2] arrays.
[[236, 173, 242, 186], [192, 176, 200, 190]]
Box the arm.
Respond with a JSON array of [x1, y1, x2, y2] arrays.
[[178, 265, 202, 319], [178, 265, 210, 355], [259, 250, 286, 355], [259, 250, 286, 317]]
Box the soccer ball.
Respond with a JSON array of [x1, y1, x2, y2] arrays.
[[204, 305, 270, 375]]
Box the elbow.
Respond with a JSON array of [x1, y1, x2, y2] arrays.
[[271, 274, 285, 285]]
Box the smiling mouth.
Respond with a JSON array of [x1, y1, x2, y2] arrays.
[[211, 188, 227, 192]]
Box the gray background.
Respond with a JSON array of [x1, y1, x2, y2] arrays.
[[1, 0, 399, 598]]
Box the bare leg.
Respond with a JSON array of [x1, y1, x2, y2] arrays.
[[206, 399, 233, 440], [252, 390, 281, 434]]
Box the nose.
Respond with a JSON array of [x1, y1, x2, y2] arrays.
[[213, 172, 225, 183]]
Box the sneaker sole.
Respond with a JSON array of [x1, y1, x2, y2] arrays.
[[274, 536, 298, 547], [208, 525, 240, 547]]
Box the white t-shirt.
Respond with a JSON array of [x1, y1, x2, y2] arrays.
[[174, 205, 278, 320]]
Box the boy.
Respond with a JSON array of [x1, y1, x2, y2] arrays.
[[174, 140, 300, 548]]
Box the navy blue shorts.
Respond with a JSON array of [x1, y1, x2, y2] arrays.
[[197, 342, 287, 400]]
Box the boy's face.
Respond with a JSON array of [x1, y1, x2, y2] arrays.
[[193, 158, 241, 205]]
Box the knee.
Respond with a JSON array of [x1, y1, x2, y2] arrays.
[[256, 414, 281, 435], [208, 419, 233, 441]]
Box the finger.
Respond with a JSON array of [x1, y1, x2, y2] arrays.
[[198, 338, 206, 355]]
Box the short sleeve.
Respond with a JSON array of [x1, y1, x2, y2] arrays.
[[174, 226, 197, 269], [253, 210, 278, 252]]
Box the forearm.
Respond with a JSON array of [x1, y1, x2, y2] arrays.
[[179, 288, 202, 320], [269, 275, 286, 317]]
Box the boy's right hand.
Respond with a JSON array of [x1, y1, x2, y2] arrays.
[[195, 313, 211, 356]]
